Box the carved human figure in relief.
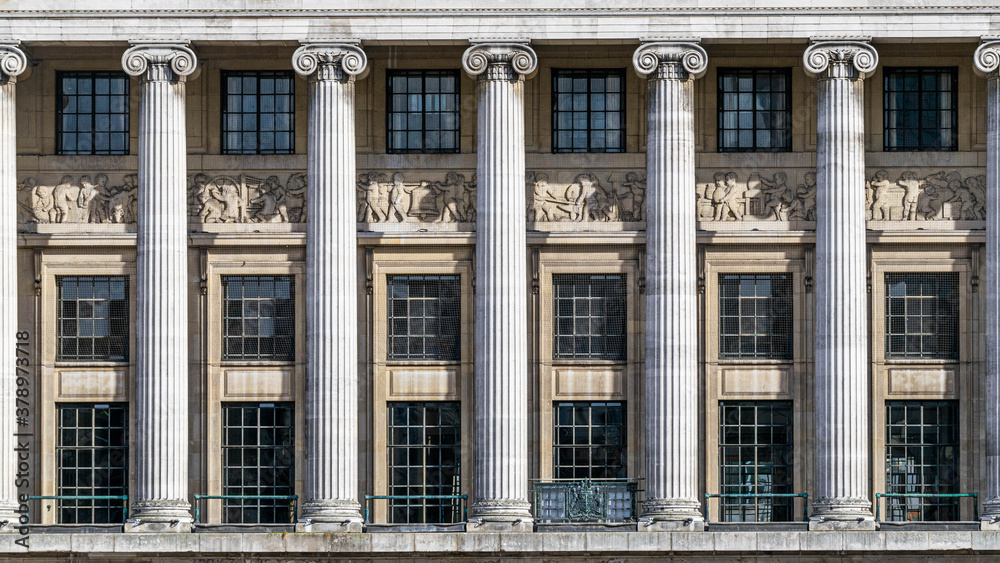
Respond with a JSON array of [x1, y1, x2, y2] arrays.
[[356, 172, 386, 223], [869, 170, 893, 221], [898, 171, 923, 221], [52, 175, 79, 223], [622, 172, 646, 221], [387, 173, 414, 223], [797, 172, 817, 221], [760, 172, 798, 221], [716, 172, 745, 221], [436, 172, 468, 223], [967, 175, 987, 220], [569, 173, 608, 222], [77, 175, 106, 224], [464, 174, 477, 223], [710, 172, 730, 221], [32, 181, 56, 224], [251, 176, 289, 223], [283, 173, 307, 223], [17, 178, 37, 224]]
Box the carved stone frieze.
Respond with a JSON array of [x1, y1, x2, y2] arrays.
[[17, 173, 139, 226], [188, 172, 307, 224], [356, 171, 475, 224], [866, 170, 985, 221], [695, 170, 816, 222], [526, 171, 646, 223]]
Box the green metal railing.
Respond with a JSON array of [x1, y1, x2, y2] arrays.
[[363, 494, 468, 525], [532, 479, 641, 523], [193, 494, 298, 524], [875, 492, 978, 523], [704, 493, 809, 523], [28, 495, 129, 524]]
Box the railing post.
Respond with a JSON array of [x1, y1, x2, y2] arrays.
[[193, 494, 200, 524], [704, 494, 711, 524], [874, 493, 881, 523]]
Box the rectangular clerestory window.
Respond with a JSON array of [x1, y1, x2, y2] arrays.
[[57, 71, 130, 155], [719, 401, 794, 522], [386, 70, 461, 154], [717, 68, 792, 152], [718, 273, 793, 360], [551, 69, 625, 153], [221, 70, 295, 155], [222, 402, 295, 524], [885, 401, 959, 521], [57, 403, 129, 523], [884, 273, 959, 360], [57, 276, 129, 362], [884, 67, 958, 151]]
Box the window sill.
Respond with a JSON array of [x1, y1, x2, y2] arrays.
[[716, 359, 794, 366], [54, 361, 129, 368], [882, 358, 959, 366], [219, 360, 296, 368], [549, 359, 627, 367], [384, 360, 462, 367]]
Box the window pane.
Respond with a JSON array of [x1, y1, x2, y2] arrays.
[[221, 71, 295, 155], [552, 69, 626, 153], [57, 72, 130, 155], [222, 276, 295, 361], [885, 401, 960, 521], [717, 68, 792, 152], [222, 403, 295, 523], [387, 70, 461, 154], [387, 402, 461, 523], [57, 276, 129, 361], [552, 274, 626, 361], [718, 401, 794, 522], [718, 274, 793, 359], [553, 402, 627, 481], [884, 68, 957, 151], [57, 404, 129, 523], [884, 273, 958, 359], [387, 275, 461, 361]]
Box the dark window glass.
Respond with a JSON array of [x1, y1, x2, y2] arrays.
[[719, 401, 794, 522], [885, 401, 959, 521], [552, 69, 625, 153], [57, 71, 130, 155], [386, 275, 461, 361], [57, 276, 129, 361], [718, 274, 793, 360], [222, 402, 295, 524], [884, 273, 959, 359], [717, 68, 791, 152], [386, 70, 461, 154], [387, 401, 462, 524], [56, 403, 128, 523], [222, 275, 295, 361], [553, 274, 627, 361], [553, 402, 626, 480], [884, 68, 957, 151], [221, 71, 295, 155]]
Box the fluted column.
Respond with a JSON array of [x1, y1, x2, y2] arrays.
[[0, 42, 27, 532], [121, 41, 197, 532], [976, 39, 1000, 530], [803, 39, 878, 531], [632, 41, 707, 532], [291, 42, 367, 533], [461, 41, 537, 532]]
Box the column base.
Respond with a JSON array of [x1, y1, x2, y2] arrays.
[[638, 499, 705, 532], [124, 500, 194, 533], [466, 499, 534, 533], [808, 498, 875, 531], [979, 499, 1000, 530], [295, 500, 363, 533], [0, 502, 24, 533]]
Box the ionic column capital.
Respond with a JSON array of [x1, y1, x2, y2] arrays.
[[803, 39, 878, 80], [975, 38, 1000, 79], [462, 41, 537, 82], [122, 41, 198, 83], [292, 42, 368, 82], [632, 41, 707, 80], [0, 41, 28, 83]]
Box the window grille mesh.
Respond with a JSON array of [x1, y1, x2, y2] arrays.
[[57, 403, 128, 524], [553, 402, 627, 479], [717, 68, 792, 152], [552, 69, 625, 153], [222, 402, 295, 524], [387, 70, 461, 154], [387, 402, 462, 524], [57, 71, 129, 155], [57, 276, 129, 361], [222, 275, 295, 361], [221, 71, 295, 155], [719, 273, 793, 360], [719, 401, 794, 522], [885, 401, 959, 521], [387, 274, 461, 361], [884, 273, 958, 359], [553, 274, 627, 361]]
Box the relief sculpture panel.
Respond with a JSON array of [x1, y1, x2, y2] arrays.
[[866, 169, 985, 223], [695, 170, 816, 223], [18, 173, 139, 227], [526, 171, 646, 224], [356, 171, 476, 226]]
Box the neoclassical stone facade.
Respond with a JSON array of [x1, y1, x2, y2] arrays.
[[3, 2, 1000, 560]]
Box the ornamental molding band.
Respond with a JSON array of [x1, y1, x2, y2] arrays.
[[461, 41, 538, 81], [292, 41, 368, 80], [357, 171, 475, 226], [974, 39, 1000, 78], [631, 41, 708, 79], [866, 169, 986, 225], [527, 171, 646, 224], [802, 39, 878, 80], [121, 41, 198, 82], [0, 41, 28, 82], [695, 170, 816, 223]]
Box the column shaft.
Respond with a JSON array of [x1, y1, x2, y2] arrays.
[[292, 43, 367, 532], [121, 42, 198, 532], [632, 41, 707, 532], [803, 40, 878, 530], [0, 43, 27, 530], [462, 42, 536, 531]]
